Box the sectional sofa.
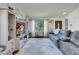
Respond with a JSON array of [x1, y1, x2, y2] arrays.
[[48, 29, 79, 55]]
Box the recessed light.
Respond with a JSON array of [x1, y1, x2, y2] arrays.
[[63, 12, 66, 15]]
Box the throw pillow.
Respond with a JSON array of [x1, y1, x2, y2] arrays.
[[53, 29, 60, 34]]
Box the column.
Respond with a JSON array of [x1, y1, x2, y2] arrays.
[[0, 10, 8, 46], [32, 20, 35, 36], [44, 19, 48, 36]]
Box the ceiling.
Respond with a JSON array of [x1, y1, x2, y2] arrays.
[[15, 3, 79, 18]]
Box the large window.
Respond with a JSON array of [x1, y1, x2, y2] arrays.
[[35, 19, 44, 36], [35, 19, 44, 32]]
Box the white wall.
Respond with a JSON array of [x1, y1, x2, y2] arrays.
[[65, 7, 79, 31]]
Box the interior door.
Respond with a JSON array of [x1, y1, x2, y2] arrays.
[[55, 21, 62, 29]]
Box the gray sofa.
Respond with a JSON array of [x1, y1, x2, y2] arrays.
[[48, 30, 79, 55], [48, 29, 65, 47], [59, 31, 79, 55]]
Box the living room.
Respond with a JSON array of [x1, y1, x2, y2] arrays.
[[0, 3, 79, 55]]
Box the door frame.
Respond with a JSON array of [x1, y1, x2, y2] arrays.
[[55, 21, 62, 29]]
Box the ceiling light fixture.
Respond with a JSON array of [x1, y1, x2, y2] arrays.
[[63, 12, 66, 15]]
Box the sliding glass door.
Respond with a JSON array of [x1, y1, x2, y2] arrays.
[[35, 19, 44, 37]]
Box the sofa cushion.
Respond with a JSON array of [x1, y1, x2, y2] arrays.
[[59, 30, 71, 40], [48, 34, 59, 46], [59, 40, 76, 55], [71, 31, 79, 46], [59, 29, 65, 34]]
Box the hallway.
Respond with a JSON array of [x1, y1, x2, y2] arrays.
[[17, 38, 63, 55]]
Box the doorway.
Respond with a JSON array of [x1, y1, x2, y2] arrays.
[[55, 21, 62, 29]]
